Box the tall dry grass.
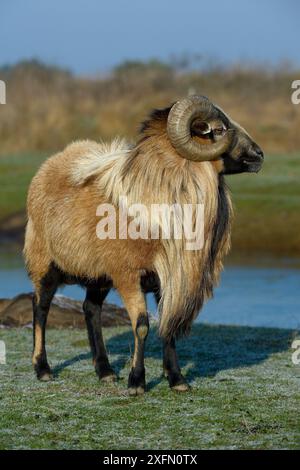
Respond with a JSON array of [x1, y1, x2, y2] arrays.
[[0, 59, 299, 154]]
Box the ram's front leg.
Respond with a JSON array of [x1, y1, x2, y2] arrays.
[[117, 281, 149, 396]]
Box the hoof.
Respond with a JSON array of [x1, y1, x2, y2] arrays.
[[35, 362, 53, 381], [171, 382, 190, 392], [128, 386, 145, 396], [96, 364, 117, 382], [127, 367, 145, 395], [101, 373, 118, 383], [38, 371, 53, 382], [165, 370, 189, 392]]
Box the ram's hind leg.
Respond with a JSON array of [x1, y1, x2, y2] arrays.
[[83, 286, 117, 382], [117, 280, 149, 396], [163, 338, 189, 392], [32, 264, 61, 381], [154, 292, 189, 392]]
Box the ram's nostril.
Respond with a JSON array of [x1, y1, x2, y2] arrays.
[[247, 146, 264, 161], [254, 146, 264, 159]]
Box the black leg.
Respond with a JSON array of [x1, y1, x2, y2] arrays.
[[32, 266, 60, 380], [128, 313, 149, 395], [163, 337, 189, 391], [154, 289, 189, 392], [83, 287, 116, 381]]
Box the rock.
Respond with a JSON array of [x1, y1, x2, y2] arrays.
[[0, 293, 131, 328]]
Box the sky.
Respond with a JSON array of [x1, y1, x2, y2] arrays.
[[1, 0, 300, 74]]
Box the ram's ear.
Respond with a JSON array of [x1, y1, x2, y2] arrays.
[[191, 119, 211, 136]]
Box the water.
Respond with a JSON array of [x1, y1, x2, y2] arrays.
[[0, 248, 299, 329]]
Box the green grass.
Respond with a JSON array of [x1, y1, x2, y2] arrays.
[[226, 153, 300, 256], [0, 153, 47, 220], [0, 324, 299, 450]]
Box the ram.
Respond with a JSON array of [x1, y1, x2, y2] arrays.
[[24, 95, 263, 395]]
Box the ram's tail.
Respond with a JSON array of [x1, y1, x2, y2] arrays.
[[154, 241, 208, 340]]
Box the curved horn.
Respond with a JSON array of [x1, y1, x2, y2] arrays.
[[167, 95, 233, 162]]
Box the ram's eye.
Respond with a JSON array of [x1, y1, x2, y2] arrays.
[[214, 127, 226, 135]]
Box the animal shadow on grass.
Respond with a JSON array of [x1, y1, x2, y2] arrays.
[[106, 324, 296, 390], [52, 353, 91, 378], [52, 324, 295, 390]]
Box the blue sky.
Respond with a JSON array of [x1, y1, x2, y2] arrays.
[[1, 0, 299, 74]]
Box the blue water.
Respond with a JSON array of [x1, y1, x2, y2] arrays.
[[0, 250, 299, 329]]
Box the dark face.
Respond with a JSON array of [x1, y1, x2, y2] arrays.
[[215, 111, 264, 175], [191, 110, 264, 175], [221, 138, 264, 175]]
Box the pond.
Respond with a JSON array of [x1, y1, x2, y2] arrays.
[[0, 246, 299, 330]]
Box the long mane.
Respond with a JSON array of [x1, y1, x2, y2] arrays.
[[71, 108, 233, 339]]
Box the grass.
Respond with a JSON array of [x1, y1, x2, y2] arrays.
[[0, 151, 299, 257], [226, 152, 300, 256], [0, 324, 299, 450], [0, 153, 46, 220]]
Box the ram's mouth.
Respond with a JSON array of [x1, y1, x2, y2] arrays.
[[242, 158, 263, 173], [221, 151, 264, 175]]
